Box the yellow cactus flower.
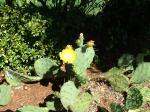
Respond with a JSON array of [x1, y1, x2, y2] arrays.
[[59, 45, 77, 64], [87, 40, 95, 47]]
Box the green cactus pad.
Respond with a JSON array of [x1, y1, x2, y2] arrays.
[[46, 101, 56, 111], [118, 54, 134, 68], [110, 103, 125, 112], [72, 45, 95, 83], [106, 67, 130, 92], [139, 87, 150, 103], [0, 84, 11, 106], [46, 97, 62, 111], [4, 69, 42, 86], [70, 92, 93, 112], [60, 81, 79, 110], [16, 105, 49, 112], [130, 62, 150, 84], [34, 58, 59, 78], [125, 88, 143, 110]]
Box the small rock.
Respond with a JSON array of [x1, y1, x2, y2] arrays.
[[23, 85, 28, 90]]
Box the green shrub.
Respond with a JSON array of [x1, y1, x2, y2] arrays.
[[0, 5, 54, 74]]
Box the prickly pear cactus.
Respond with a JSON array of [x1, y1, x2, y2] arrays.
[[34, 58, 59, 78], [16, 105, 49, 112], [125, 88, 143, 110], [60, 81, 79, 110], [72, 45, 95, 83], [110, 103, 125, 112], [106, 67, 130, 92], [70, 92, 93, 112], [130, 62, 150, 84], [0, 84, 11, 106], [4, 69, 42, 86]]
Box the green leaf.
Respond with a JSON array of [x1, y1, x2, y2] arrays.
[[0, 0, 5, 6], [0, 84, 11, 106], [30, 0, 42, 7], [46, 0, 54, 8], [74, 0, 81, 6], [14, 0, 25, 6], [16, 105, 49, 112], [130, 62, 150, 84]]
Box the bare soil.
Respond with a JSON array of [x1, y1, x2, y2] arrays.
[[0, 82, 53, 112]]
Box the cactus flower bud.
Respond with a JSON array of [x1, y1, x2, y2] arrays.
[[79, 33, 84, 39], [87, 40, 95, 47], [76, 33, 84, 47]]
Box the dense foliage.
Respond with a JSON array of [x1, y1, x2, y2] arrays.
[[0, 5, 54, 74]]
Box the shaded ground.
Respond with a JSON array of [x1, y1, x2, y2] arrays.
[[0, 82, 53, 111]]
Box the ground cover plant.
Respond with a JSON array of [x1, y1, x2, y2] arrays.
[[0, 0, 150, 112]]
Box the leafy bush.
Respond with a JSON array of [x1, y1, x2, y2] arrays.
[[0, 5, 54, 74]]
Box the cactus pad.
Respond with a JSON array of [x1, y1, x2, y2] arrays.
[[72, 45, 95, 83], [70, 92, 93, 112], [60, 81, 79, 110], [125, 88, 143, 110], [110, 103, 125, 112], [130, 62, 150, 84], [4, 69, 42, 86], [16, 105, 49, 112], [106, 67, 130, 92], [0, 84, 11, 106], [34, 58, 59, 78]]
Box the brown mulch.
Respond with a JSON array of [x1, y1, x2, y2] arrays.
[[0, 82, 53, 112]]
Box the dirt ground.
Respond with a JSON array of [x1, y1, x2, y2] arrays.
[[0, 82, 53, 112]]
